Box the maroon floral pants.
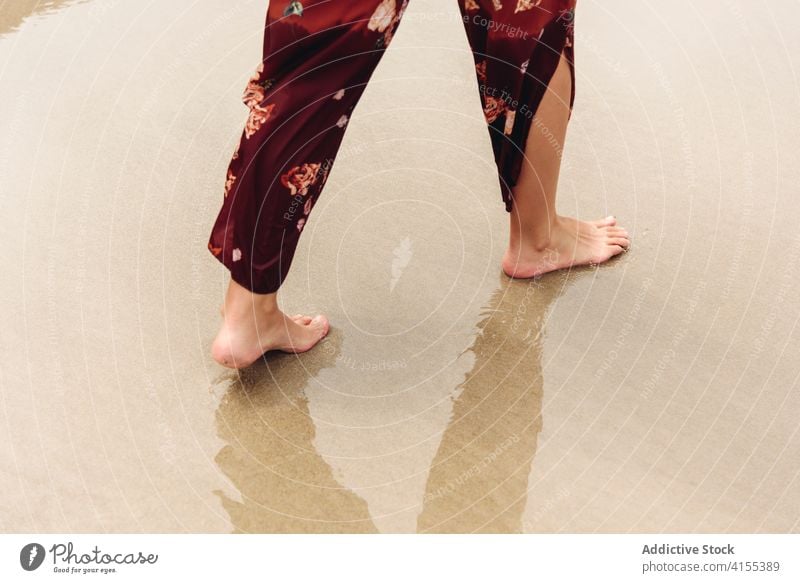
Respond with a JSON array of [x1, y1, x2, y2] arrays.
[[209, 0, 577, 294]]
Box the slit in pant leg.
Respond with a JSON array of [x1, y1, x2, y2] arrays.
[[503, 17, 576, 212], [464, 2, 577, 213]]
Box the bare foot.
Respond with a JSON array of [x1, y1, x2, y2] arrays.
[[502, 215, 630, 279], [211, 281, 329, 369]]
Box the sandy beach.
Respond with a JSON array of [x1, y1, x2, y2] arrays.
[[1, 0, 798, 533]]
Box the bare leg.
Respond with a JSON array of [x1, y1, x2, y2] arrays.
[[211, 280, 329, 369], [502, 53, 630, 279]]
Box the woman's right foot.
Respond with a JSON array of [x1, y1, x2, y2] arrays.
[[502, 215, 630, 279], [211, 281, 329, 369]]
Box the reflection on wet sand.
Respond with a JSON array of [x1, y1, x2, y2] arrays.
[[1, 0, 799, 534], [213, 331, 378, 533], [418, 273, 568, 532], [0, 0, 87, 36]]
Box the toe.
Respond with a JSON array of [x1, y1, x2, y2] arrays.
[[312, 315, 330, 337], [594, 215, 617, 227], [608, 236, 631, 248], [290, 314, 313, 325]]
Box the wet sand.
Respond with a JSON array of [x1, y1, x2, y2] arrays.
[[1, 0, 798, 533]]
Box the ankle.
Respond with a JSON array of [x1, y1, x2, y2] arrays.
[[509, 214, 563, 253], [510, 227, 557, 253], [509, 212, 561, 253], [223, 281, 280, 321], [222, 302, 280, 323]]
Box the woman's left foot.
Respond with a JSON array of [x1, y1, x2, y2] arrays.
[[502, 215, 630, 279]]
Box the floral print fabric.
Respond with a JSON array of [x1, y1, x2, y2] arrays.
[[208, 0, 576, 294]]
